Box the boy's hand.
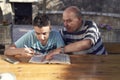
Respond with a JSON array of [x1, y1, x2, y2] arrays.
[[23, 48, 34, 57]]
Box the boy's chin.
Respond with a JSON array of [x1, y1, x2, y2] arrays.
[[40, 40, 47, 45]]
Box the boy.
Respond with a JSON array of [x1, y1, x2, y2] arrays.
[[5, 14, 64, 57]]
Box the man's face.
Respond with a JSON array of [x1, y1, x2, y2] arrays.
[[63, 11, 82, 32], [34, 26, 51, 45]]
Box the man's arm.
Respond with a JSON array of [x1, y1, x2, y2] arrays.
[[64, 39, 92, 53], [45, 39, 92, 60]]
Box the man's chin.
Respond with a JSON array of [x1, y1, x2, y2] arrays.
[[67, 30, 73, 33], [66, 28, 73, 32]]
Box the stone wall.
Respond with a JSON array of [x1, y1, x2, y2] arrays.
[[84, 15, 120, 42], [0, 2, 13, 24], [0, 0, 120, 42], [62, 0, 120, 14], [37, 0, 120, 28], [37, 0, 120, 42], [0, 24, 12, 45]]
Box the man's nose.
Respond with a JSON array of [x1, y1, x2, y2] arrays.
[[64, 22, 68, 27]]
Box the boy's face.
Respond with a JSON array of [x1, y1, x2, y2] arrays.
[[34, 26, 51, 45]]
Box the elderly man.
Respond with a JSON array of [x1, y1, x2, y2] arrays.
[[45, 6, 107, 60]]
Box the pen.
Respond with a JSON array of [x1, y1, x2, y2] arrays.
[[24, 45, 32, 53]]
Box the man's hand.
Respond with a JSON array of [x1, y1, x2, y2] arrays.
[[44, 48, 62, 60]]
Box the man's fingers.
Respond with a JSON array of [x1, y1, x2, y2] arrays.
[[41, 54, 52, 62], [45, 55, 52, 60]]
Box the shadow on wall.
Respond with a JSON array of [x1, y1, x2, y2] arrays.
[[0, 7, 3, 24], [0, 44, 5, 55]]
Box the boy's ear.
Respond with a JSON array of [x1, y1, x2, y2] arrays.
[[49, 26, 52, 30]]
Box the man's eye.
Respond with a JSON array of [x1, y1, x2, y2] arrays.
[[64, 19, 72, 23], [67, 19, 72, 22]]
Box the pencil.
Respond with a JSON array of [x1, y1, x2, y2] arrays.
[[24, 45, 32, 53]]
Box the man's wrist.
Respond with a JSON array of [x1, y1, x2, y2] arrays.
[[60, 46, 64, 54]]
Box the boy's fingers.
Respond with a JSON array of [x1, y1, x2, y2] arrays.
[[24, 48, 33, 53]]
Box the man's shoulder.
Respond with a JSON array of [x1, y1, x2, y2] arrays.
[[84, 20, 94, 25], [83, 20, 97, 28], [59, 27, 67, 32]]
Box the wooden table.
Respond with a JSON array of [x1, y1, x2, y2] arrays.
[[0, 54, 120, 80]]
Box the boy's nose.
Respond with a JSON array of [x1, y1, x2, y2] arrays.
[[41, 35, 45, 40]]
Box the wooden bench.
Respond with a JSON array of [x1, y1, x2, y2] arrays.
[[104, 42, 120, 54]]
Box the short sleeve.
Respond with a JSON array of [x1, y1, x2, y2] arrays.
[[15, 30, 37, 48], [83, 21, 100, 45]]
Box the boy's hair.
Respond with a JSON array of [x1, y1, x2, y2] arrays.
[[33, 14, 50, 28]]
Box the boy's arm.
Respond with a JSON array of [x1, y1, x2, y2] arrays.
[[4, 44, 33, 57]]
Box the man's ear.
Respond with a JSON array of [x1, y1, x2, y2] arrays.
[[78, 17, 82, 21]]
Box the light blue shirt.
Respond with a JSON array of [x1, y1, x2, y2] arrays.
[[15, 30, 65, 54]]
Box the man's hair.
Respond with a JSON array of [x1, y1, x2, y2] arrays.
[[33, 14, 50, 28], [65, 6, 82, 17]]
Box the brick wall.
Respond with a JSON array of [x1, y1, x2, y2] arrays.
[[0, 25, 12, 46]]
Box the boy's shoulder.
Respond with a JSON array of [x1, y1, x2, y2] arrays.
[[51, 29, 60, 33]]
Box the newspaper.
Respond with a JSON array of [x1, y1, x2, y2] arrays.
[[29, 54, 71, 64]]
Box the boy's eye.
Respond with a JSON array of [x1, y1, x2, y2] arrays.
[[42, 32, 47, 35], [36, 32, 40, 35], [36, 32, 48, 35]]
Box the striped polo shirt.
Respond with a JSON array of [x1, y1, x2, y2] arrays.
[[60, 20, 107, 55]]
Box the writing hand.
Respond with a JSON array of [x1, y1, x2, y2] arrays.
[[23, 48, 34, 57], [24, 45, 33, 53]]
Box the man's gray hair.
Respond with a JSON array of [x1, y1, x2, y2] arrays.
[[65, 6, 82, 17]]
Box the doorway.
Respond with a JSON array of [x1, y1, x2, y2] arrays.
[[0, 8, 3, 24], [14, 3, 32, 25]]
